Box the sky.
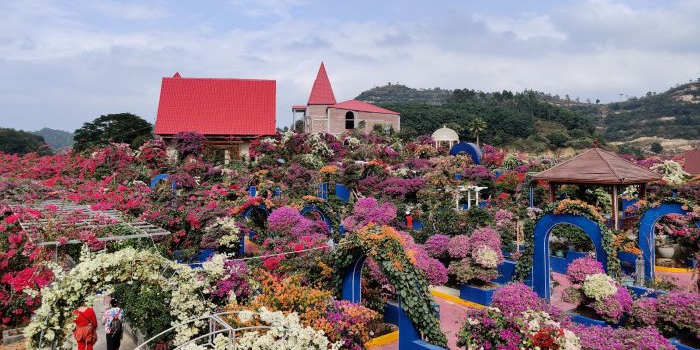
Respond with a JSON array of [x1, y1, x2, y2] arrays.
[[1, 0, 700, 132]]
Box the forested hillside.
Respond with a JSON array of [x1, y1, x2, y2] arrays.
[[362, 87, 599, 151], [604, 81, 700, 141], [357, 80, 700, 151], [31, 127, 74, 151]]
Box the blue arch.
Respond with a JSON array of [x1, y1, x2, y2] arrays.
[[341, 255, 367, 303], [300, 204, 335, 233], [638, 203, 694, 281], [533, 214, 607, 300], [448, 142, 482, 165], [150, 173, 176, 190], [240, 204, 270, 256]]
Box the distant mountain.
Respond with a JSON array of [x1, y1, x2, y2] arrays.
[[356, 84, 452, 104], [603, 81, 700, 142], [356, 81, 700, 152], [31, 128, 74, 151]]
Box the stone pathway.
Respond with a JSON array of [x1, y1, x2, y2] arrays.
[[371, 293, 472, 350]]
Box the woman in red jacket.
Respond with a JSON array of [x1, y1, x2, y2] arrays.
[[72, 301, 98, 350]]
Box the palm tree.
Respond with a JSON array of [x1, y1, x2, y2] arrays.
[[468, 117, 487, 147]]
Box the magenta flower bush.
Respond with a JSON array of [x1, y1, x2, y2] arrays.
[[629, 297, 658, 328], [447, 235, 470, 258], [656, 290, 700, 339], [424, 234, 451, 258], [591, 286, 633, 324], [267, 206, 304, 235], [342, 197, 397, 231], [572, 325, 674, 350], [566, 256, 604, 284], [491, 283, 569, 325]]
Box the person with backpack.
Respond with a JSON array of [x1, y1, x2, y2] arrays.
[[102, 298, 125, 350], [72, 300, 98, 350]]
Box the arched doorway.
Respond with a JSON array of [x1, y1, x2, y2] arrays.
[[638, 202, 696, 281], [532, 214, 608, 299], [345, 111, 355, 130], [26, 248, 210, 349]]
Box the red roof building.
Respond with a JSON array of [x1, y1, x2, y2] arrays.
[[292, 63, 400, 134], [155, 72, 276, 159]]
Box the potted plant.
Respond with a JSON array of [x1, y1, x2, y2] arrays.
[[448, 227, 504, 305]]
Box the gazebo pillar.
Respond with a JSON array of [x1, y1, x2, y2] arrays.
[[639, 183, 647, 200], [612, 184, 619, 229], [548, 183, 556, 202]]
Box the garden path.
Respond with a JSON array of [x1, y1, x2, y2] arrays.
[[371, 294, 471, 350]]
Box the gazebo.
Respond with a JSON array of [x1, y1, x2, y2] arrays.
[[432, 125, 459, 149], [532, 148, 662, 229]]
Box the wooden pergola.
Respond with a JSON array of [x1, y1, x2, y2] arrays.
[[532, 148, 662, 229]]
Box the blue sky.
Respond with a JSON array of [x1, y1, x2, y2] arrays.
[[1, 0, 699, 131]]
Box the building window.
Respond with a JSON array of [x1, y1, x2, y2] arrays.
[[345, 111, 355, 129]]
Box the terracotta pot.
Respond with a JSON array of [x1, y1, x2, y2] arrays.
[[657, 246, 675, 259]]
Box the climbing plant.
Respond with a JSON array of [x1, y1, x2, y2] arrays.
[[25, 247, 212, 349], [332, 224, 448, 347]]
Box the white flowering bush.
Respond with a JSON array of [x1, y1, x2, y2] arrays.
[[519, 310, 581, 350], [204, 216, 240, 249], [650, 160, 690, 186], [25, 248, 213, 349], [474, 246, 499, 268], [178, 308, 342, 350], [582, 273, 617, 301]]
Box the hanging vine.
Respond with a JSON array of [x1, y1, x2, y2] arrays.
[[332, 224, 448, 347]]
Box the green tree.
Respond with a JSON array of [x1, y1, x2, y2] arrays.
[[0, 128, 52, 155], [650, 142, 663, 154], [73, 113, 153, 152], [467, 117, 487, 146]]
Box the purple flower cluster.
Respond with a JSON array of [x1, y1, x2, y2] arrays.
[[376, 177, 425, 199], [657, 290, 700, 338], [629, 297, 658, 327], [566, 256, 604, 284], [212, 260, 250, 302], [469, 227, 503, 258], [491, 283, 569, 325], [494, 209, 514, 230], [591, 286, 633, 324], [447, 235, 471, 258], [342, 197, 397, 231], [572, 325, 674, 350], [423, 234, 451, 258]]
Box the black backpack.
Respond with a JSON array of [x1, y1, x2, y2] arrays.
[[110, 314, 123, 335]]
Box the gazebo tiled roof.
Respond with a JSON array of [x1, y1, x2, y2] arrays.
[[532, 148, 662, 185]]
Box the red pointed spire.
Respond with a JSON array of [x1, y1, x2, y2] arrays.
[[173, 72, 181, 78], [307, 62, 336, 105]]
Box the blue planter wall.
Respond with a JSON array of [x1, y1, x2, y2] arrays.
[[460, 283, 499, 306]]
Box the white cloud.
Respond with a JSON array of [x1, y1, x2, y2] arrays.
[[0, 0, 699, 131]]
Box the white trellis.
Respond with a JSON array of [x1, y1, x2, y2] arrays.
[[9, 199, 171, 247], [455, 185, 488, 210]]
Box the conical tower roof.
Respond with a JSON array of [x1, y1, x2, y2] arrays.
[[307, 62, 336, 105]]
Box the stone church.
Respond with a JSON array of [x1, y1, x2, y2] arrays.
[[292, 63, 400, 135]]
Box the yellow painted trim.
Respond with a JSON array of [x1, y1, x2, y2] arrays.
[[365, 331, 398, 348], [430, 289, 484, 308], [655, 265, 693, 273]]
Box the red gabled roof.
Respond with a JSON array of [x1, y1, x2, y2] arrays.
[[307, 62, 336, 105], [331, 99, 400, 115], [155, 74, 276, 136], [291, 105, 307, 110]]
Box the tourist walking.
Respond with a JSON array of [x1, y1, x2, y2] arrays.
[[72, 301, 98, 350], [103, 298, 125, 350]]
